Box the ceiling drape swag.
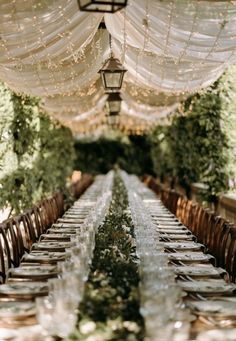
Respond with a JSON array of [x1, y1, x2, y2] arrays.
[[0, 0, 236, 133]]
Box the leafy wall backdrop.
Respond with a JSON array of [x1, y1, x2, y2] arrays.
[[74, 135, 153, 176], [149, 66, 236, 201], [0, 83, 75, 215]]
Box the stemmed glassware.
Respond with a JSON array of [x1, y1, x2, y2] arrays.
[[120, 171, 190, 341], [36, 171, 114, 339]]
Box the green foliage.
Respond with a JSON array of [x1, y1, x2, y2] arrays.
[[74, 135, 153, 176], [34, 113, 75, 197], [10, 94, 38, 158], [148, 125, 174, 182], [72, 173, 144, 341], [0, 83, 16, 173], [149, 66, 236, 201], [0, 84, 75, 214], [0, 167, 39, 213]]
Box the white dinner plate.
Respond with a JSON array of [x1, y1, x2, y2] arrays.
[[188, 300, 236, 318], [164, 242, 203, 251], [40, 233, 71, 240], [161, 234, 194, 240], [173, 265, 225, 277], [178, 281, 236, 295], [0, 282, 48, 298], [168, 252, 213, 262], [8, 265, 58, 278], [158, 229, 190, 235], [48, 228, 76, 234], [0, 302, 35, 318], [197, 328, 236, 341], [22, 252, 66, 263]]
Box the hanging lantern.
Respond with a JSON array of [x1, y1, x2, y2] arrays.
[[77, 0, 128, 13], [106, 92, 122, 113], [107, 111, 119, 127], [99, 56, 127, 92]]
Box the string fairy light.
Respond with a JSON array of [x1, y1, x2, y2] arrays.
[[0, 0, 236, 134]]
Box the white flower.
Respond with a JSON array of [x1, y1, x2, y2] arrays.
[[122, 224, 130, 233], [123, 321, 140, 332], [80, 321, 96, 335]]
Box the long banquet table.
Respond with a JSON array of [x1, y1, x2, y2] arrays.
[[0, 173, 114, 340], [126, 174, 236, 341], [0, 172, 236, 341]]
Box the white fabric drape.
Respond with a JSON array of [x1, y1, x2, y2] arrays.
[[0, 0, 102, 66], [1, 0, 236, 132], [43, 79, 105, 114], [105, 0, 236, 92], [0, 30, 109, 96]]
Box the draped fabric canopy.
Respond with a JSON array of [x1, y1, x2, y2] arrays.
[[0, 0, 236, 134]]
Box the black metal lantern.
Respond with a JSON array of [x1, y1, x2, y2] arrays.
[[77, 0, 128, 13], [107, 111, 119, 127], [106, 92, 122, 113], [99, 56, 127, 92]]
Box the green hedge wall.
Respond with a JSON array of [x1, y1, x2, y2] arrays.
[[149, 66, 236, 201], [0, 84, 75, 214], [74, 135, 153, 176]]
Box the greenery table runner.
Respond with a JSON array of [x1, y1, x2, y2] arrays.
[[71, 173, 144, 341]]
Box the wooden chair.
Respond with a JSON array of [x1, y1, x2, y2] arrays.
[[0, 227, 12, 283], [208, 217, 228, 266], [185, 202, 198, 230], [181, 200, 193, 227], [40, 199, 53, 230], [176, 197, 188, 224], [160, 188, 170, 209], [32, 206, 44, 236], [168, 190, 182, 215], [2, 220, 21, 268], [225, 227, 236, 282], [144, 177, 161, 196], [198, 208, 212, 246]]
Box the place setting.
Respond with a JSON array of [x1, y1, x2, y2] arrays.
[[163, 241, 205, 252], [0, 301, 37, 328], [178, 280, 236, 297], [167, 251, 215, 264], [31, 241, 73, 252], [6, 265, 59, 282], [173, 264, 227, 279], [39, 233, 71, 241], [188, 299, 236, 323], [0, 282, 49, 301], [21, 251, 68, 265]]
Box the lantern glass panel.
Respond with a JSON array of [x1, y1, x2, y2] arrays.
[[103, 72, 122, 90], [108, 115, 119, 126], [108, 100, 121, 113], [78, 0, 127, 13]]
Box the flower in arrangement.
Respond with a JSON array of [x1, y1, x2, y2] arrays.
[[107, 318, 123, 331], [101, 248, 111, 258], [80, 321, 97, 335], [123, 208, 132, 216], [122, 224, 130, 233], [123, 321, 140, 333]]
